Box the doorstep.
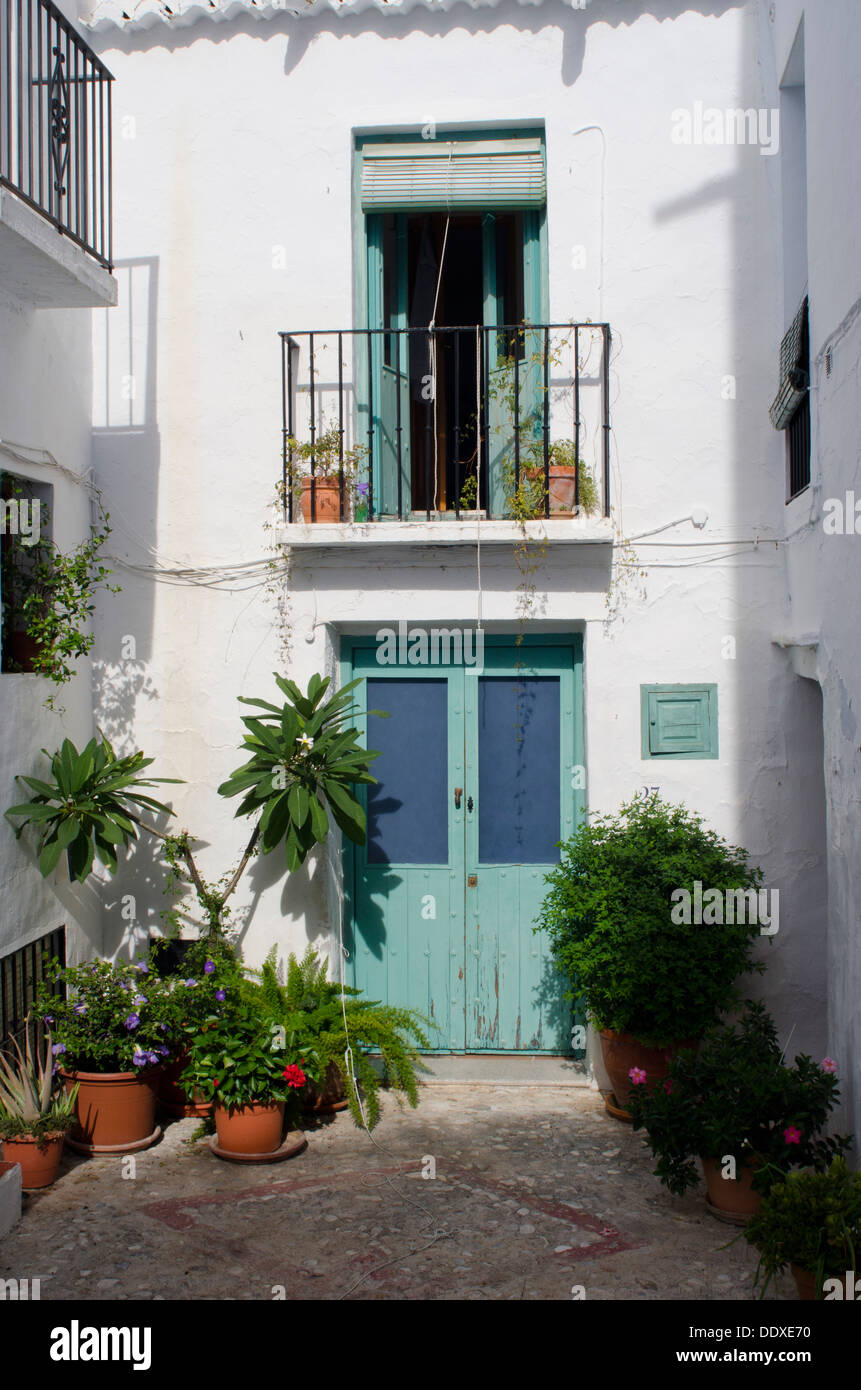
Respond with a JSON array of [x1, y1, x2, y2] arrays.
[[0, 1161, 22, 1238], [413, 1055, 590, 1085]]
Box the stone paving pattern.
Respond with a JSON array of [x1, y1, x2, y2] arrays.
[[0, 1085, 798, 1301]]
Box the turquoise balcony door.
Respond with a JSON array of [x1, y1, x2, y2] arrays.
[[343, 636, 583, 1052], [358, 131, 548, 516]]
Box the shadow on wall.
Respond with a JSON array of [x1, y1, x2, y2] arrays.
[[92, 0, 740, 89], [91, 256, 160, 748]]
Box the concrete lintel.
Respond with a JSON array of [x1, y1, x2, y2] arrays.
[[0, 187, 117, 309]]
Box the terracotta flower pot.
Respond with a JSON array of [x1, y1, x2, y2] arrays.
[[525, 463, 580, 516], [701, 1156, 763, 1220], [158, 1049, 213, 1118], [790, 1264, 817, 1301], [300, 477, 341, 522], [302, 1061, 348, 1115], [599, 1029, 698, 1119], [0, 1132, 66, 1189], [214, 1100, 285, 1155], [60, 1069, 161, 1154]]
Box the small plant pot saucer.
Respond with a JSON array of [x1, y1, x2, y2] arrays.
[[66, 1124, 162, 1157], [603, 1092, 633, 1123], [209, 1130, 307, 1164], [704, 1198, 752, 1226], [303, 1099, 348, 1116]]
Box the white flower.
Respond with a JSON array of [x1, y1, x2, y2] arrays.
[[297, 733, 313, 752]]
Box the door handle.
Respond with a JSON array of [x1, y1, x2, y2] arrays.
[[467, 796, 474, 813], [454, 787, 462, 810]]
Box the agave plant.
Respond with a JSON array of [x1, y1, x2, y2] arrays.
[[0, 1020, 78, 1140], [5, 735, 179, 881], [218, 673, 383, 871]]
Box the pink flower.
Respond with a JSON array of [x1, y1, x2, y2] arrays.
[[663, 1079, 673, 1094], [628, 1067, 647, 1085], [784, 1125, 802, 1145], [821, 1057, 838, 1074]]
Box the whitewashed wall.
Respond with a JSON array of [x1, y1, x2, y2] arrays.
[[764, 0, 861, 1145], [81, 0, 840, 1082], [0, 289, 101, 965]]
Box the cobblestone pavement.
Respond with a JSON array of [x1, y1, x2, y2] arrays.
[[0, 1085, 797, 1301]]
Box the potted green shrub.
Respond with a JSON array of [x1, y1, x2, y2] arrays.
[[0, 1019, 78, 1188], [523, 439, 600, 516], [248, 945, 430, 1130], [36, 958, 172, 1154], [181, 1000, 311, 1161], [627, 1002, 851, 1218], [285, 425, 367, 523], [744, 1158, 861, 1300], [535, 794, 766, 1117], [155, 937, 244, 1117]]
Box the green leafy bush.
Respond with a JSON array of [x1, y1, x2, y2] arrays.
[[180, 1000, 311, 1121], [627, 1002, 851, 1195], [246, 946, 430, 1129], [744, 1159, 861, 1298], [34, 958, 174, 1074], [534, 794, 765, 1046]]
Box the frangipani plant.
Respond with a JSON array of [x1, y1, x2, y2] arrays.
[[4, 736, 178, 882], [6, 674, 382, 936]]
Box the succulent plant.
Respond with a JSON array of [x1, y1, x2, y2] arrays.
[[0, 1018, 78, 1139]]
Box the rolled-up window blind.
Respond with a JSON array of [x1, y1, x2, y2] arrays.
[[360, 138, 546, 211]]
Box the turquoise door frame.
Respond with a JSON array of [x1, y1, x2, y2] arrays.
[[341, 633, 584, 1053]]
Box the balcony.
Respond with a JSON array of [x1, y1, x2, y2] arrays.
[[0, 0, 115, 306], [279, 322, 611, 543]]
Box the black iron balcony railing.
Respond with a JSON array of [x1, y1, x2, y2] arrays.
[[0, 0, 113, 268], [280, 322, 611, 524]]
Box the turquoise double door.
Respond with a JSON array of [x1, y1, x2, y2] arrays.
[[343, 636, 584, 1052]]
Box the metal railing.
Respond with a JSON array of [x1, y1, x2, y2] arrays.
[[280, 322, 611, 523], [0, 924, 65, 1049], [0, 0, 113, 268]]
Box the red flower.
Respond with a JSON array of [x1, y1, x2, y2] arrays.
[[213, 1079, 219, 1088], [282, 1064, 306, 1089]]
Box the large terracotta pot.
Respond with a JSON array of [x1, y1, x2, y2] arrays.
[[0, 1132, 66, 1189], [158, 1049, 213, 1118], [214, 1100, 285, 1155], [791, 1264, 817, 1301], [701, 1157, 763, 1220], [300, 477, 341, 522], [60, 1069, 160, 1154], [599, 1029, 698, 1118], [302, 1061, 348, 1115]]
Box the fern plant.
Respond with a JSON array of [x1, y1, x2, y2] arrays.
[[246, 947, 430, 1129]]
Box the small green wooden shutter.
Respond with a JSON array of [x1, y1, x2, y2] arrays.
[[361, 138, 546, 212], [641, 686, 718, 759]]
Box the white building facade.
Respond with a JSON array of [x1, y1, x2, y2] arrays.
[[1, 0, 858, 1133]]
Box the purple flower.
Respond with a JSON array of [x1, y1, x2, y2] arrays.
[[215, 989, 226, 1002], [183, 979, 197, 988], [159, 1023, 168, 1032], [156, 1045, 170, 1058], [132, 995, 148, 1007], [204, 960, 215, 975], [124, 1013, 140, 1030], [146, 1051, 160, 1065], [43, 1014, 54, 1025], [136, 961, 149, 974], [357, 482, 369, 496], [132, 1051, 148, 1067], [73, 1003, 87, 1015], [51, 1042, 66, 1056]]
